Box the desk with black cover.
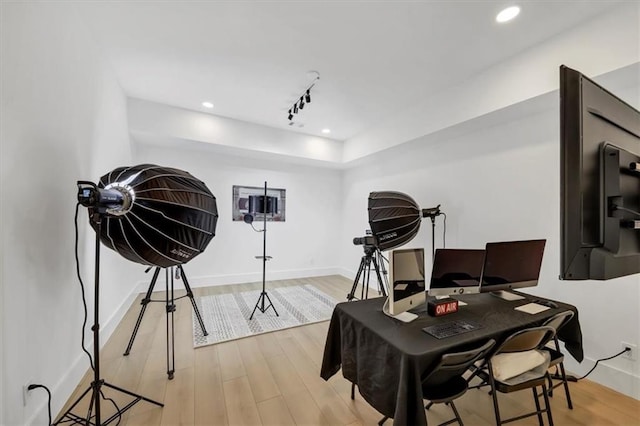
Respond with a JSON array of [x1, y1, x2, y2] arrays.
[[320, 293, 582, 426]]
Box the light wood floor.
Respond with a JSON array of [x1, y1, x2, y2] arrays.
[[57, 275, 639, 425]]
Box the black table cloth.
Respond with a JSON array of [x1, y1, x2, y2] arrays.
[[320, 292, 583, 426]]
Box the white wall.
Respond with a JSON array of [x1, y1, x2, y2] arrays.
[[132, 140, 343, 290], [128, 98, 343, 165], [340, 68, 640, 398], [344, 2, 639, 162], [1, 3, 142, 424]]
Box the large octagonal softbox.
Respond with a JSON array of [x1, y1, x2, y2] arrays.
[[89, 164, 218, 268], [368, 191, 421, 251]]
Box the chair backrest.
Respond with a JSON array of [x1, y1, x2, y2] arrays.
[[423, 339, 496, 387], [542, 310, 574, 332], [495, 325, 556, 355]]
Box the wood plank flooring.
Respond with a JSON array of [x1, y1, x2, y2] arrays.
[[57, 275, 639, 425]]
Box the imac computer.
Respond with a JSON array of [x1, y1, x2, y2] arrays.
[[428, 249, 485, 297], [479, 239, 546, 300], [383, 247, 426, 322]]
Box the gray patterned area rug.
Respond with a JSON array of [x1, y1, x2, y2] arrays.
[[193, 284, 338, 348]]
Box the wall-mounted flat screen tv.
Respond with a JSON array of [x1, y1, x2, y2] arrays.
[[560, 65, 640, 280]]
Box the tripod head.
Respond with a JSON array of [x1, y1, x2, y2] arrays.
[[362, 244, 377, 257]]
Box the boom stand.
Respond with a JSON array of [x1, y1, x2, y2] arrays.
[[123, 265, 208, 379], [347, 245, 388, 301], [55, 214, 162, 425], [249, 181, 279, 320]]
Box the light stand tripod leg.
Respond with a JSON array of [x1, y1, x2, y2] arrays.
[[249, 290, 279, 320], [55, 215, 162, 425], [124, 267, 161, 356], [177, 265, 208, 336], [166, 268, 176, 380]]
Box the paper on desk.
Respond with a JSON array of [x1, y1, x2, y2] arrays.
[[515, 303, 550, 314]]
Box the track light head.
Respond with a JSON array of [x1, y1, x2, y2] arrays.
[[286, 72, 319, 121]]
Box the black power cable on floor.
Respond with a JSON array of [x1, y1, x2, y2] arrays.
[[575, 347, 631, 381], [27, 384, 52, 426], [555, 347, 632, 382]]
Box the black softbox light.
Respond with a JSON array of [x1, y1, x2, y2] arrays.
[[89, 164, 218, 268], [368, 191, 421, 251]]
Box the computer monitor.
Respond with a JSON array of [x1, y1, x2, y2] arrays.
[[479, 239, 546, 300], [385, 247, 426, 317], [560, 65, 640, 280], [248, 195, 278, 214], [428, 249, 485, 296]]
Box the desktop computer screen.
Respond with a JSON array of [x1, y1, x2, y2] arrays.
[[387, 248, 426, 316], [479, 239, 546, 300], [428, 249, 485, 296]]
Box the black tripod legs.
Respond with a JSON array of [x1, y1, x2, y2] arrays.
[[177, 265, 208, 336], [124, 268, 161, 356], [347, 250, 388, 301], [249, 291, 279, 320], [347, 256, 370, 301], [123, 266, 207, 380], [55, 380, 164, 425], [371, 255, 388, 298]]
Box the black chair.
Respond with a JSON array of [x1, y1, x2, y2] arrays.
[[379, 339, 496, 426], [479, 325, 556, 426], [541, 310, 575, 409]]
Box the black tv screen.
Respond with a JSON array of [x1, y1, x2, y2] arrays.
[[560, 65, 640, 280]]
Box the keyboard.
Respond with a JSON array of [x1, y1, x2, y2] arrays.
[[422, 319, 482, 339]]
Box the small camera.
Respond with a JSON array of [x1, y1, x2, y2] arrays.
[[353, 235, 376, 246]]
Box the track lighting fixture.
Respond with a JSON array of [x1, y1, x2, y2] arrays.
[[287, 71, 319, 121]]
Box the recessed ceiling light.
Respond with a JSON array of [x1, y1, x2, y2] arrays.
[[202, 101, 214, 108], [321, 128, 331, 134], [496, 6, 520, 23]]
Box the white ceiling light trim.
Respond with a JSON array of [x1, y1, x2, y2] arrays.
[[496, 6, 520, 23], [202, 101, 214, 108]]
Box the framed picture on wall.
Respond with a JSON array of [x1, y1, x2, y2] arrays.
[[232, 185, 286, 222]]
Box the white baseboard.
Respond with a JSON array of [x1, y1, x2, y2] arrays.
[[564, 356, 639, 400], [27, 287, 140, 425], [134, 266, 350, 293]]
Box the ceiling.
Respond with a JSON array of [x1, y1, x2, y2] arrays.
[[75, 1, 621, 142]]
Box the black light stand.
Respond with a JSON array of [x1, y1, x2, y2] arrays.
[[347, 245, 388, 301], [55, 213, 163, 425], [422, 205, 443, 265], [249, 181, 279, 320], [122, 264, 208, 379]]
